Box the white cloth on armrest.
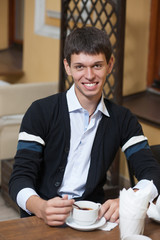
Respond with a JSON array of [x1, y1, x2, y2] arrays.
[[0, 114, 24, 129], [0, 80, 10, 86]]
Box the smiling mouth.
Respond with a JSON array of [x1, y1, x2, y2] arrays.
[[83, 83, 97, 87]]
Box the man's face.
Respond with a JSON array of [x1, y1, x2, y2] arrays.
[[64, 52, 113, 103]]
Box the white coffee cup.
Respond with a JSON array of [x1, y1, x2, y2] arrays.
[[123, 235, 152, 240], [72, 200, 101, 226]]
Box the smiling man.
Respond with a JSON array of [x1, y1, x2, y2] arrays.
[[9, 27, 160, 226]]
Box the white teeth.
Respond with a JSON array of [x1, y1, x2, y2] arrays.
[[84, 83, 96, 87]]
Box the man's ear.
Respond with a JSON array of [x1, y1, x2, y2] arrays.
[[107, 56, 114, 74], [63, 59, 71, 76]]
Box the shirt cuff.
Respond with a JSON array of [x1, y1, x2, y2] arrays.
[[16, 188, 39, 215], [133, 179, 158, 202]]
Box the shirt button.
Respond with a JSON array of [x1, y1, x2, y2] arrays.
[[55, 182, 60, 187]]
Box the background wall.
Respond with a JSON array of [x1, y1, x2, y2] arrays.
[[0, 0, 9, 50], [20, 0, 60, 83], [123, 0, 151, 96]]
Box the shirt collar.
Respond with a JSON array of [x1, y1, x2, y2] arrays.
[[66, 84, 110, 117], [97, 95, 110, 117], [67, 84, 82, 112]]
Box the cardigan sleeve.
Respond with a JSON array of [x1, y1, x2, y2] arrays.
[[119, 107, 160, 193], [9, 99, 51, 202]]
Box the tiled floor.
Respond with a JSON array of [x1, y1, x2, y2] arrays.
[[0, 192, 19, 222]]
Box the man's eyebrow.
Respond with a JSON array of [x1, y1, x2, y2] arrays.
[[90, 61, 106, 66], [73, 62, 84, 65], [93, 61, 105, 64], [73, 60, 105, 65]]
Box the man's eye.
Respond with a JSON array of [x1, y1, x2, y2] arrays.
[[94, 64, 102, 69], [76, 65, 84, 70]]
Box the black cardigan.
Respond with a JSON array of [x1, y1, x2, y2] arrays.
[[9, 92, 160, 217]]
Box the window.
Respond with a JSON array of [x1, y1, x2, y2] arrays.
[[34, 0, 60, 39]]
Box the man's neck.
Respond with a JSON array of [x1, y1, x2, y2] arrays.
[[73, 85, 102, 114], [77, 94, 101, 115]]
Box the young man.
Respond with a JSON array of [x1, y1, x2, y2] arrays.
[[9, 27, 160, 226]]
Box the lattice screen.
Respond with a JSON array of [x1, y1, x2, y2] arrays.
[[59, 0, 126, 105]]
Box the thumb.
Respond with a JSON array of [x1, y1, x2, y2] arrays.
[[62, 195, 68, 200]]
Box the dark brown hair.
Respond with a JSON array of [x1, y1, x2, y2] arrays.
[[64, 26, 112, 66]]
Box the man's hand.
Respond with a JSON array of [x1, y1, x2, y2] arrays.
[[98, 198, 119, 223], [26, 195, 74, 226]]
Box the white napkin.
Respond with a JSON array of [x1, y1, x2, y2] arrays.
[[156, 195, 160, 213], [147, 195, 160, 222], [99, 221, 118, 231], [119, 181, 154, 240]]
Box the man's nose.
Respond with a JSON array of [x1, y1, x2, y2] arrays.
[[85, 67, 95, 80]]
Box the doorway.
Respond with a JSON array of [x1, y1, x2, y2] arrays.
[[9, 0, 24, 47], [0, 0, 24, 79], [147, 0, 160, 90]]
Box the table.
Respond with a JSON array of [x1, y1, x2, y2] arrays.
[[0, 216, 159, 240]]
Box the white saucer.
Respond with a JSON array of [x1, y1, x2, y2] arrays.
[[66, 216, 106, 231]]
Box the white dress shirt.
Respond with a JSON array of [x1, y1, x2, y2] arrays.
[[58, 84, 109, 198]]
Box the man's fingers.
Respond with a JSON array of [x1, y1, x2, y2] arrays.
[[62, 195, 69, 200], [44, 211, 71, 225], [104, 207, 119, 222], [48, 196, 74, 208], [44, 205, 71, 214], [98, 198, 119, 222], [98, 202, 109, 219]]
